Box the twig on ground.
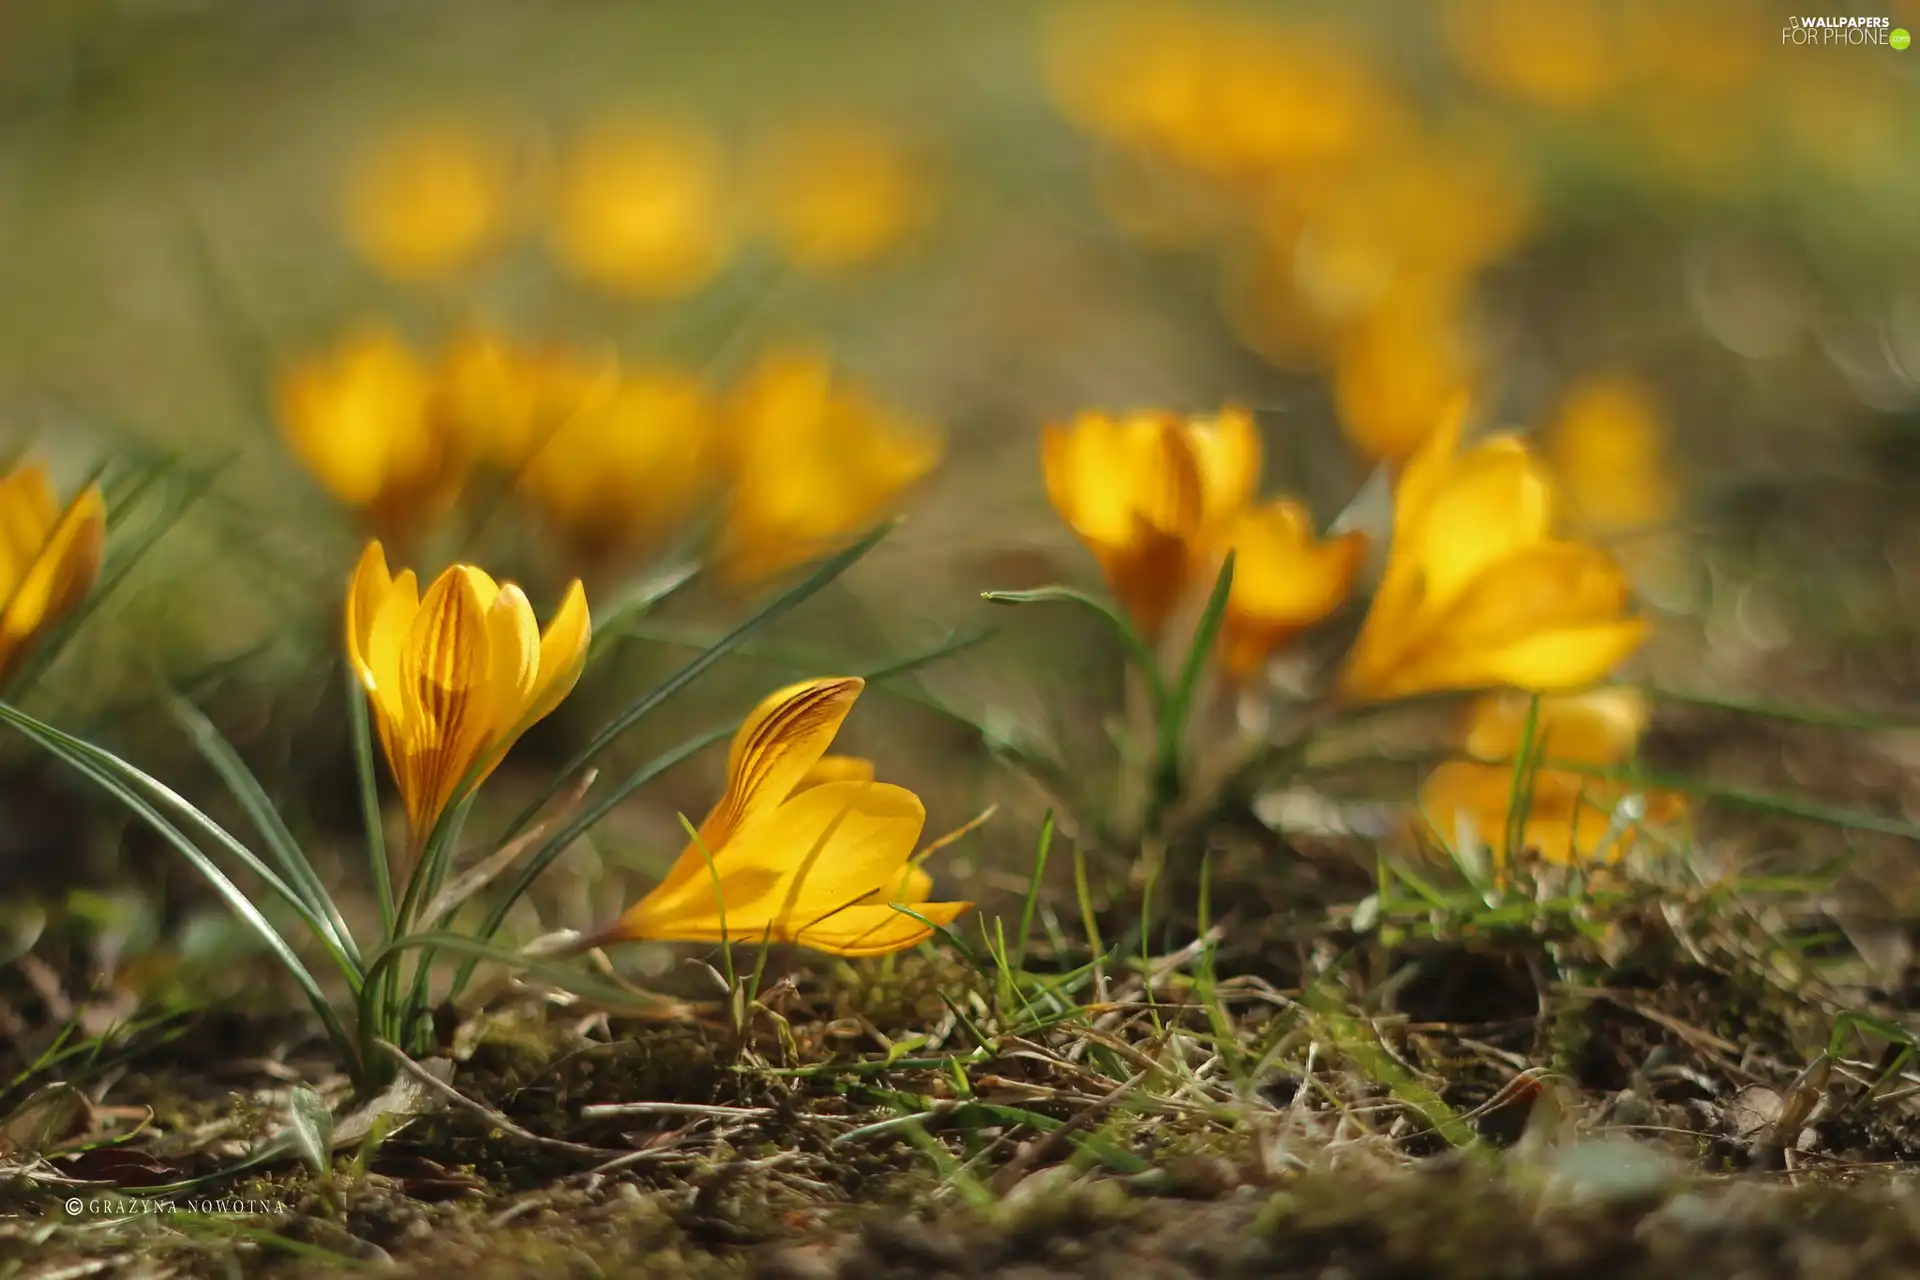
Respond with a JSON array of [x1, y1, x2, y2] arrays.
[[373, 1041, 621, 1160]]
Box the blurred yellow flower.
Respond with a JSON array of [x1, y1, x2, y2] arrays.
[[550, 115, 730, 298], [1289, 143, 1532, 323], [276, 326, 465, 542], [1338, 410, 1647, 704], [1044, 2, 1399, 181], [1217, 499, 1367, 683], [343, 124, 515, 281], [346, 542, 590, 842], [1546, 374, 1678, 536], [519, 363, 718, 564], [435, 330, 618, 472], [0, 464, 106, 684], [598, 677, 971, 957], [1417, 689, 1682, 866], [1042, 407, 1260, 639], [751, 117, 932, 272], [1441, 0, 1629, 112], [1333, 295, 1479, 468], [719, 347, 942, 585]]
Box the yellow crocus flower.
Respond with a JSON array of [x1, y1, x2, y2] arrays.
[[718, 347, 942, 585], [1217, 499, 1367, 683], [1041, 406, 1260, 639], [343, 123, 515, 281], [1417, 689, 1682, 866], [0, 464, 106, 684], [549, 115, 731, 298], [596, 677, 971, 957], [751, 116, 932, 273], [519, 364, 718, 564], [1337, 409, 1647, 704], [345, 541, 590, 841], [1546, 374, 1677, 537], [276, 326, 465, 542]]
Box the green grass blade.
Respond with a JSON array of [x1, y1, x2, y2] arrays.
[[1627, 682, 1920, 732], [168, 690, 359, 967], [1013, 811, 1054, 974], [498, 520, 897, 844], [0, 704, 357, 1077], [345, 668, 394, 937], [359, 930, 682, 1020], [0, 700, 363, 994], [1150, 551, 1233, 818], [982, 585, 1164, 708]]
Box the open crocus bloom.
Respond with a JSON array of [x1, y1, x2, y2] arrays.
[[597, 677, 971, 958], [0, 464, 106, 684], [1041, 406, 1260, 639], [1217, 498, 1367, 682], [346, 541, 590, 841], [1416, 688, 1682, 867], [1337, 407, 1646, 704]]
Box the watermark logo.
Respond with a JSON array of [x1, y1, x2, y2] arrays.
[[1782, 15, 1904, 46]]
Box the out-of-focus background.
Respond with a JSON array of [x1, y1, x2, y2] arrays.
[[4, 0, 1920, 985]]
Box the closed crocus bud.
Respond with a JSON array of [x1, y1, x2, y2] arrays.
[[1337, 406, 1647, 704], [0, 464, 106, 685], [1041, 406, 1261, 639], [345, 541, 589, 842]]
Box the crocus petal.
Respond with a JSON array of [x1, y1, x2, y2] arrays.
[[0, 483, 105, 680], [395, 566, 493, 836], [613, 779, 926, 944], [0, 465, 57, 603], [1403, 438, 1555, 610], [1461, 688, 1649, 766], [798, 754, 876, 791], [863, 861, 933, 904], [793, 900, 972, 957], [363, 568, 420, 726], [481, 581, 542, 744], [522, 579, 591, 729], [1469, 620, 1651, 695], [345, 540, 395, 689], [1219, 499, 1367, 681], [1095, 516, 1194, 641], [639, 678, 867, 911], [1186, 406, 1262, 533], [711, 678, 865, 840]]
